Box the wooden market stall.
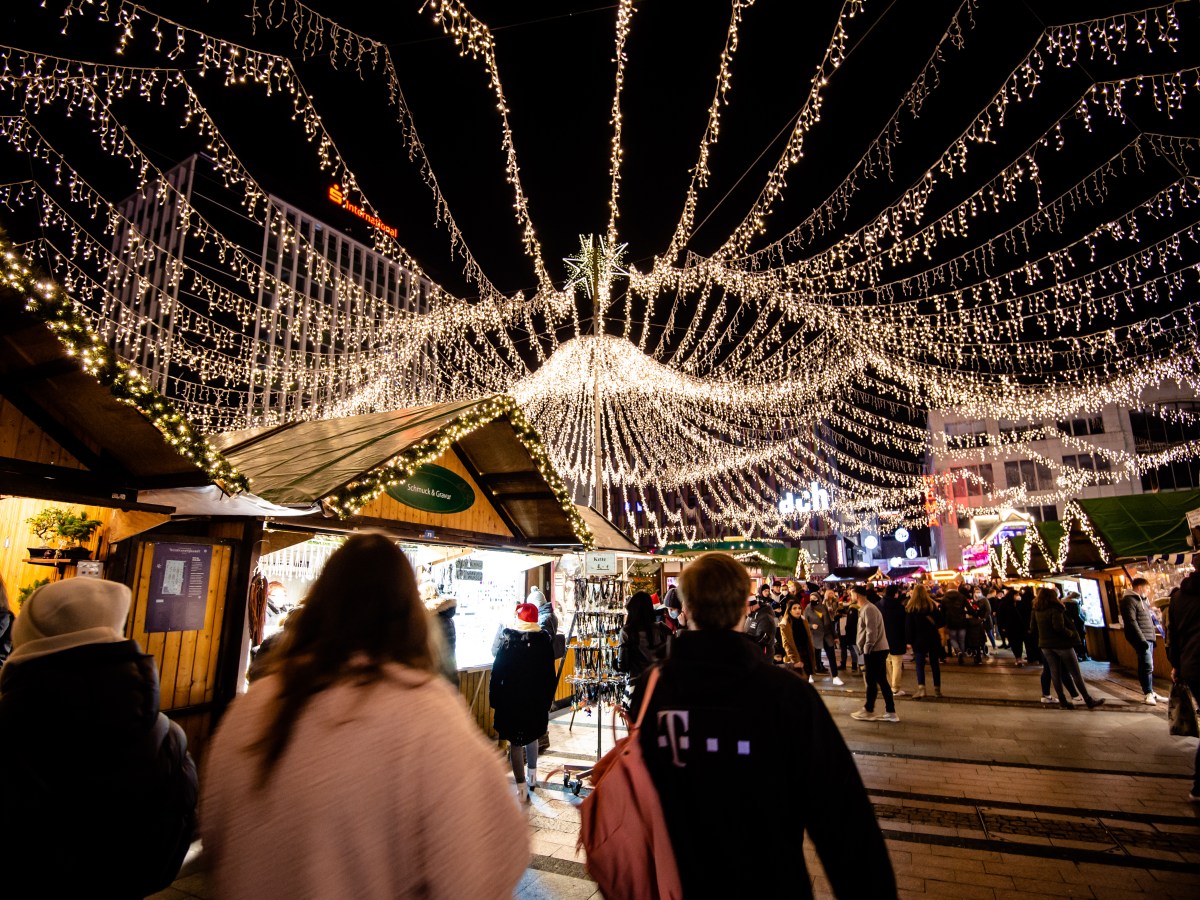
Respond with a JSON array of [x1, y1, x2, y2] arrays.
[[201, 397, 595, 738], [991, 491, 1200, 667], [1, 264, 256, 757]]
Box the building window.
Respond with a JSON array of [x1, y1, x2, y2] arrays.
[[945, 421, 987, 450], [1005, 459, 1055, 492], [950, 463, 994, 501], [1130, 402, 1200, 491], [1057, 416, 1105, 437], [999, 418, 1037, 438], [1063, 453, 1112, 477]]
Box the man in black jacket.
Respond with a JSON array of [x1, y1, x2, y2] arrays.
[[1121, 577, 1165, 704], [744, 591, 778, 659], [630, 552, 895, 898], [0, 578, 198, 898], [1167, 572, 1200, 801]]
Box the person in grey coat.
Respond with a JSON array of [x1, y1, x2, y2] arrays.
[[851, 584, 897, 722], [1121, 577, 1164, 704]]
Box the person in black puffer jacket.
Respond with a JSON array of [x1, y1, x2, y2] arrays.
[[0, 578, 198, 900]]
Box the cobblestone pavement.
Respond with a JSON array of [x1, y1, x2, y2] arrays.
[[151, 649, 1200, 899]]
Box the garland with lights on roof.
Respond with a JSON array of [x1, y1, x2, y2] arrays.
[[320, 394, 595, 549], [4, 0, 1200, 542], [986, 500, 1110, 578], [0, 233, 248, 494]]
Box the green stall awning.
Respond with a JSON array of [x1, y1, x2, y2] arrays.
[[1077, 489, 1200, 560]]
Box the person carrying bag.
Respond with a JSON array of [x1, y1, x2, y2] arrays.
[[578, 666, 682, 900]]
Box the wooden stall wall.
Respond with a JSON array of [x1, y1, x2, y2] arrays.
[[458, 665, 497, 738], [126, 539, 232, 710], [0, 496, 111, 608], [356, 449, 513, 538]]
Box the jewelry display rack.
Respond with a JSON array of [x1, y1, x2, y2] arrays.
[[557, 574, 625, 794]]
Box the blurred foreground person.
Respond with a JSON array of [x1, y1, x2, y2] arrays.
[[0, 578, 197, 899], [1166, 572, 1200, 801], [202, 534, 528, 899], [629, 552, 894, 898]]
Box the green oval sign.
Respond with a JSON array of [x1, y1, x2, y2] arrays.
[[386, 464, 476, 514]]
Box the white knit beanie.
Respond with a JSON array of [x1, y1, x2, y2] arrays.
[[9, 578, 131, 664]]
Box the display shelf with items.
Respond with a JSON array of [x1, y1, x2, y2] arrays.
[[558, 575, 626, 794]]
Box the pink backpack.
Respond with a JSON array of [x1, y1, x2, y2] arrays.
[[577, 667, 683, 900]]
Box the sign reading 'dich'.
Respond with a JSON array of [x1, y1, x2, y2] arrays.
[[328, 185, 398, 239], [386, 464, 476, 515]]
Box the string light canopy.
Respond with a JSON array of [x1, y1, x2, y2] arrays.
[[0, 1, 1197, 545]]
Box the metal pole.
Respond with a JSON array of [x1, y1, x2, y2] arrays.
[[593, 366, 604, 518]]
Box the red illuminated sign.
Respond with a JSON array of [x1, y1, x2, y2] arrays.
[[327, 185, 398, 239]]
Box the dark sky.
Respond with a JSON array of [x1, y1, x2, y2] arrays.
[[7, 0, 1182, 300]]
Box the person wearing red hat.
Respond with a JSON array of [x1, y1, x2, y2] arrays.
[[490, 602, 557, 799]]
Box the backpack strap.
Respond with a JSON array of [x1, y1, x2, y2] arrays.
[[632, 665, 662, 732]]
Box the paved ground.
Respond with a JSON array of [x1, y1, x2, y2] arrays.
[[152, 648, 1200, 899]]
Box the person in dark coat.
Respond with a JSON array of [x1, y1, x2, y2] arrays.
[[744, 590, 778, 659], [941, 583, 969, 662], [880, 586, 908, 694], [1012, 587, 1036, 666], [1033, 588, 1105, 710], [628, 552, 895, 898], [1121, 578, 1163, 704], [1166, 572, 1200, 801], [0, 578, 198, 899], [619, 590, 671, 677], [1062, 591, 1089, 661], [905, 583, 944, 698], [490, 602, 556, 798]]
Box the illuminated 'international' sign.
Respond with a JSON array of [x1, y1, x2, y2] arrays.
[[327, 185, 398, 238]]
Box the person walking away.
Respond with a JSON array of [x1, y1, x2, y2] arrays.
[[1122, 577, 1165, 705], [0, 578, 198, 898], [803, 594, 844, 685], [1166, 572, 1200, 801], [1033, 587, 1106, 710], [619, 590, 671, 678], [995, 588, 1014, 649], [628, 552, 895, 897], [1012, 587, 1035, 666], [905, 584, 944, 698], [492, 601, 558, 798], [880, 586, 908, 695], [203, 535, 528, 898], [941, 581, 970, 663], [1063, 591, 1089, 661], [964, 592, 987, 665], [836, 595, 860, 673], [781, 597, 816, 681], [852, 584, 899, 722]]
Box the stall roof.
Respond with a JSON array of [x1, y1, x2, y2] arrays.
[[575, 505, 641, 554], [1077, 490, 1200, 560], [660, 540, 798, 577], [0, 269, 242, 509], [824, 565, 884, 583], [213, 398, 592, 547], [886, 565, 927, 581]]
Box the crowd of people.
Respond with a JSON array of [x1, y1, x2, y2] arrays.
[[740, 574, 1119, 714], [0, 540, 1196, 897]]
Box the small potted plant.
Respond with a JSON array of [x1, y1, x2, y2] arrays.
[[54, 510, 104, 559], [26, 508, 104, 560], [26, 508, 65, 559]]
